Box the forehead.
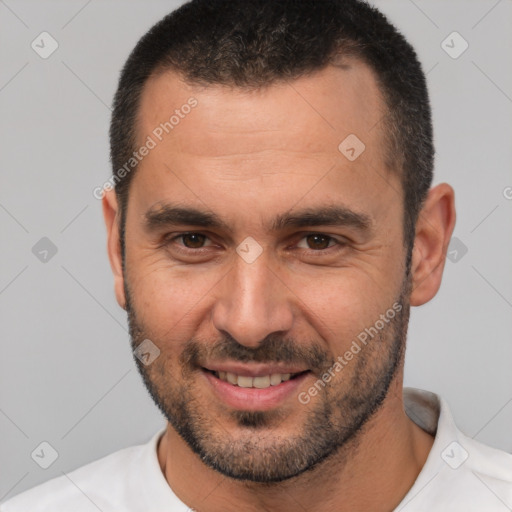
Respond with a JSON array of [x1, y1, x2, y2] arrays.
[[129, 62, 400, 231], [137, 62, 386, 158]]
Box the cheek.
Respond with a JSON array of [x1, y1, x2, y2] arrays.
[[289, 268, 402, 350], [127, 253, 223, 338]]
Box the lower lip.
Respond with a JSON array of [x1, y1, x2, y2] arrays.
[[202, 369, 310, 411]]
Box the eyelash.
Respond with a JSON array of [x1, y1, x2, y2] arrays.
[[163, 232, 346, 256]]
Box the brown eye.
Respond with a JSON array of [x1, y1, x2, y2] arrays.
[[181, 233, 207, 248], [305, 234, 334, 250]]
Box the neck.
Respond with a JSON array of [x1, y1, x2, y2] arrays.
[[157, 378, 434, 512]]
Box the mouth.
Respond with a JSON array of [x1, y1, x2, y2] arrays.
[[201, 365, 311, 411], [205, 369, 309, 389]]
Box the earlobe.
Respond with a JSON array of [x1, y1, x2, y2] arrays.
[[409, 183, 456, 307], [102, 190, 127, 310]]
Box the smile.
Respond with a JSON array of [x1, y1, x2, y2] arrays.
[[201, 366, 311, 410], [209, 370, 305, 389]]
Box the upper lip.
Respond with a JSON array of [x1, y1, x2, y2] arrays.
[[202, 362, 309, 377]]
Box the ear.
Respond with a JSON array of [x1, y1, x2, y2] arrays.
[[102, 189, 126, 310], [409, 183, 456, 306]]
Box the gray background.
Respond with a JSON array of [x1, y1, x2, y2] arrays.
[[1, 0, 511, 501]]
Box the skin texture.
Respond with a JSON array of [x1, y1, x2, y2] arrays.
[[103, 63, 456, 511]]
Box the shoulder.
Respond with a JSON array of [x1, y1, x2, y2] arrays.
[[424, 433, 512, 511], [401, 389, 512, 511], [465, 433, 512, 477], [459, 433, 512, 501], [0, 433, 163, 512]]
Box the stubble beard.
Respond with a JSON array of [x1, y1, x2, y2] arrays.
[[125, 274, 411, 483]]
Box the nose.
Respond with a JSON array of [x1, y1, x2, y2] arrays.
[[211, 253, 294, 348]]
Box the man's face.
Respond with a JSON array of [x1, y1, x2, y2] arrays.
[[121, 63, 410, 482]]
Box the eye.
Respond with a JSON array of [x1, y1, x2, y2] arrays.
[[296, 233, 341, 251], [164, 232, 215, 252], [178, 233, 209, 249]]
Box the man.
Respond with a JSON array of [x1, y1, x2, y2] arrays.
[[2, 0, 511, 510]]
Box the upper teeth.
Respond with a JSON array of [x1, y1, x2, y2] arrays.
[[215, 371, 293, 388]]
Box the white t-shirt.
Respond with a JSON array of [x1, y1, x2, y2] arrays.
[[1, 388, 511, 511]]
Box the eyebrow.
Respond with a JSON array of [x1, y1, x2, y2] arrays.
[[144, 203, 372, 233], [144, 204, 230, 231], [271, 205, 372, 232]]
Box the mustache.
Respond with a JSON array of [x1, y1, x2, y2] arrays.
[[180, 333, 332, 373]]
